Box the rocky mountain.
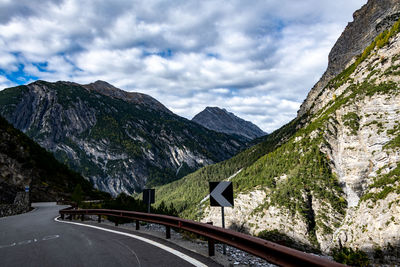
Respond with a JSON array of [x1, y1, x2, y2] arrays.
[[0, 115, 104, 203], [192, 107, 266, 140], [155, 1, 400, 264], [299, 0, 400, 117], [0, 80, 246, 196]]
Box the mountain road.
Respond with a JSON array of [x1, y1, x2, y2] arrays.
[[0, 203, 220, 267]]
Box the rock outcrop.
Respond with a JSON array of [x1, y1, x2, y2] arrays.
[[298, 0, 400, 117], [0, 192, 30, 217], [192, 107, 266, 140]]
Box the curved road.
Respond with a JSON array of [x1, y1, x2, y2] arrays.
[[0, 203, 220, 267]]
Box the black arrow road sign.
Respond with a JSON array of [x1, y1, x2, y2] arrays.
[[209, 181, 234, 207]]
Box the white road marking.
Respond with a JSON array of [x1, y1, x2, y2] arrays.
[[0, 235, 60, 249], [54, 216, 207, 267], [84, 234, 93, 247], [114, 239, 141, 267], [18, 240, 32, 245], [42, 235, 60, 240], [0, 243, 16, 249]]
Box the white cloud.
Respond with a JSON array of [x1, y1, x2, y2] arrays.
[[0, 50, 18, 71], [0, 0, 368, 132], [0, 75, 15, 90]]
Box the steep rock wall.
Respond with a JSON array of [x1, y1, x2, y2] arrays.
[[299, 0, 400, 117]]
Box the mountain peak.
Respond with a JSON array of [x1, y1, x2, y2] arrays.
[[192, 106, 266, 140], [205, 106, 227, 112], [83, 81, 172, 114], [298, 0, 400, 117], [91, 80, 118, 89]]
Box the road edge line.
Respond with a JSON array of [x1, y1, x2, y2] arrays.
[[54, 216, 207, 267]]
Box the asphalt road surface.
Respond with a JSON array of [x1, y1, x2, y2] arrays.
[[0, 203, 220, 267]]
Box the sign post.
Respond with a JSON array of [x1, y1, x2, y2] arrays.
[[209, 181, 234, 255], [143, 189, 155, 213]]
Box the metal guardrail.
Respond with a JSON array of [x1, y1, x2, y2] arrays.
[[59, 208, 346, 267]]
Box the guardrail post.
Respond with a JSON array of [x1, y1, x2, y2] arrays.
[[207, 222, 215, 256], [98, 215, 101, 223], [136, 220, 140, 230], [166, 226, 171, 239]]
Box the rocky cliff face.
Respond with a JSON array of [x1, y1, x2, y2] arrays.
[[192, 107, 266, 140], [298, 0, 400, 117], [0, 81, 246, 196]]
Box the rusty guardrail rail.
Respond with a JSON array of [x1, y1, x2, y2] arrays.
[[59, 208, 346, 267]]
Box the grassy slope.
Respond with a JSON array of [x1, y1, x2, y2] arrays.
[[155, 117, 301, 219]]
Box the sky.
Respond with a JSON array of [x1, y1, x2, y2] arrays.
[[0, 0, 367, 132]]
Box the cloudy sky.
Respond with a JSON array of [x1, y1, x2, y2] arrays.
[[0, 0, 367, 132]]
